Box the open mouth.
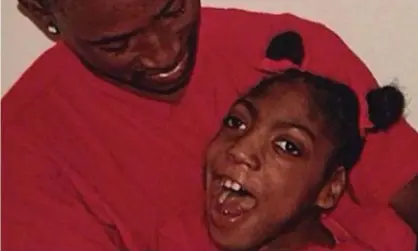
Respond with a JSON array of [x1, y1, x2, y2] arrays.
[[208, 174, 258, 229], [146, 51, 189, 83]]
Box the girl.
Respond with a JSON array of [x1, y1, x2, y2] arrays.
[[205, 68, 404, 251], [157, 33, 408, 251]]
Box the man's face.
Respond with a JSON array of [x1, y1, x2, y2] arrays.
[[38, 0, 200, 94]]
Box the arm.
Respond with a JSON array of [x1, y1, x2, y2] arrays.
[[1, 126, 142, 251], [391, 175, 418, 238]]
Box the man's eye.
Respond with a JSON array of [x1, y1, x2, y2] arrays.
[[274, 139, 301, 157], [223, 115, 247, 131], [159, 0, 185, 18], [99, 41, 129, 53]]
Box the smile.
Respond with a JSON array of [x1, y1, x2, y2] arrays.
[[147, 52, 189, 82], [208, 173, 258, 229]]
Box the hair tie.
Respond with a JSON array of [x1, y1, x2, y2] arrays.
[[257, 58, 302, 74]]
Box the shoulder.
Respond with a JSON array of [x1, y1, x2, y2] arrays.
[[2, 42, 77, 123], [197, 8, 351, 98], [198, 8, 355, 75], [201, 8, 336, 41], [1, 42, 89, 158], [201, 7, 322, 27]]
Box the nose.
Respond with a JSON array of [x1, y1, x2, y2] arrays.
[[227, 136, 261, 171], [135, 29, 181, 70]]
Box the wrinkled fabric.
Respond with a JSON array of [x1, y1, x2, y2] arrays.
[[157, 207, 374, 251]]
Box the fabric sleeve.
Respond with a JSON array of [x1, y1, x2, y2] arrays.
[[1, 125, 144, 251]]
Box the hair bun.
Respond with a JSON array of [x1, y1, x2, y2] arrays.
[[265, 31, 304, 66], [366, 85, 405, 131]]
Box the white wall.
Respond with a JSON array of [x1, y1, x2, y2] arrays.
[[2, 0, 418, 129]]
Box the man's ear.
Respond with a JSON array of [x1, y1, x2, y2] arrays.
[[315, 166, 346, 210], [18, 0, 58, 39], [19, 0, 52, 22]]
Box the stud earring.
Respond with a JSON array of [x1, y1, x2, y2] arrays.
[[47, 24, 59, 35]]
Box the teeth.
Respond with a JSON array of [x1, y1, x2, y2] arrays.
[[231, 182, 241, 192], [218, 190, 231, 204], [222, 178, 242, 192], [224, 179, 232, 188], [157, 61, 183, 78], [218, 178, 246, 205]]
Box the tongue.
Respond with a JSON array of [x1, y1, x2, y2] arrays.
[[220, 191, 256, 217]]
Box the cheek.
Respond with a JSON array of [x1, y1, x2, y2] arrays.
[[260, 163, 315, 218], [205, 138, 227, 165], [61, 36, 135, 72]]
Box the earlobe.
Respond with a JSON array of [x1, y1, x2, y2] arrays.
[[47, 23, 59, 35], [315, 167, 346, 210]]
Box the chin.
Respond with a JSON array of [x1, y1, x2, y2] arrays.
[[207, 219, 263, 251], [209, 232, 260, 251], [133, 73, 191, 94], [130, 33, 198, 95]]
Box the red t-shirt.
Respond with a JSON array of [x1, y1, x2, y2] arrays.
[[157, 207, 374, 251], [2, 8, 417, 251]]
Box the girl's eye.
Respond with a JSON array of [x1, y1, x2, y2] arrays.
[[274, 139, 301, 157], [223, 115, 247, 131], [99, 40, 129, 53]]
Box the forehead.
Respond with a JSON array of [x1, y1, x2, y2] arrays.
[[57, 0, 167, 37], [244, 82, 331, 138], [250, 83, 319, 120]]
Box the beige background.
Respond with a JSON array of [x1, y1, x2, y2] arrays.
[[2, 0, 418, 129]]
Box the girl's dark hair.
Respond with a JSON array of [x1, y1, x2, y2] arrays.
[[252, 31, 405, 171]]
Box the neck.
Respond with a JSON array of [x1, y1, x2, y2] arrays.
[[261, 213, 335, 251]]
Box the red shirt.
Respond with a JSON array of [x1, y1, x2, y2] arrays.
[[157, 207, 374, 251], [2, 8, 417, 251]]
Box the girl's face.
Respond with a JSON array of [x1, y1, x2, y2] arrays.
[[204, 81, 346, 250]]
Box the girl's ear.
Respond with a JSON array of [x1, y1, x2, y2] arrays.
[[315, 166, 346, 210]]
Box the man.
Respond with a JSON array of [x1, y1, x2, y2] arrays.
[[2, 0, 417, 250]]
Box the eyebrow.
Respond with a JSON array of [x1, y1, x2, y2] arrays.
[[88, 29, 140, 45], [234, 98, 258, 119], [234, 98, 315, 141], [273, 120, 316, 141], [86, 1, 179, 45]]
